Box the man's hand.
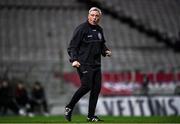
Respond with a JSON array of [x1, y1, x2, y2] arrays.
[[72, 61, 81, 68], [105, 50, 112, 57]]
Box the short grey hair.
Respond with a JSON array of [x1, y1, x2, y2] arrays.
[[89, 7, 102, 15]]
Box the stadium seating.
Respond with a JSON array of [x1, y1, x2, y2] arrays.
[[0, 0, 180, 97], [98, 0, 180, 39], [63, 71, 179, 95]]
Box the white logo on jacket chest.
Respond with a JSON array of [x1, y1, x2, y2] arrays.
[[87, 35, 93, 38], [98, 32, 102, 40], [82, 70, 88, 74]]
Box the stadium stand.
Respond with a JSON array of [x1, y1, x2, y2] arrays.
[[0, 0, 180, 107], [99, 0, 180, 35], [84, 0, 180, 50]]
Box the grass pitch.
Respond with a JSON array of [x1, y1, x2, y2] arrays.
[[0, 115, 180, 123]]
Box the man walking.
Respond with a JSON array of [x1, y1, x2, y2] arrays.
[[65, 7, 111, 122]]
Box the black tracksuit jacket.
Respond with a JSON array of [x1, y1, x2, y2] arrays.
[[67, 21, 109, 66]]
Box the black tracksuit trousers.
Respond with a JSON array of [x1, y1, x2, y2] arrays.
[[67, 65, 101, 117]]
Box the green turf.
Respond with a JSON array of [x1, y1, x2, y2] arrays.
[[0, 115, 180, 123]]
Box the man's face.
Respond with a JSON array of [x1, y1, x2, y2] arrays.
[[88, 10, 101, 25]]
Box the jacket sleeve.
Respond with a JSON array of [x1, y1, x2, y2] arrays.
[[67, 26, 83, 63], [101, 30, 109, 57], [101, 43, 109, 57]]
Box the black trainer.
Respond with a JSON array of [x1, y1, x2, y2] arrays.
[[64, 107, 72, 122], [87, 116, 104, 122]]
